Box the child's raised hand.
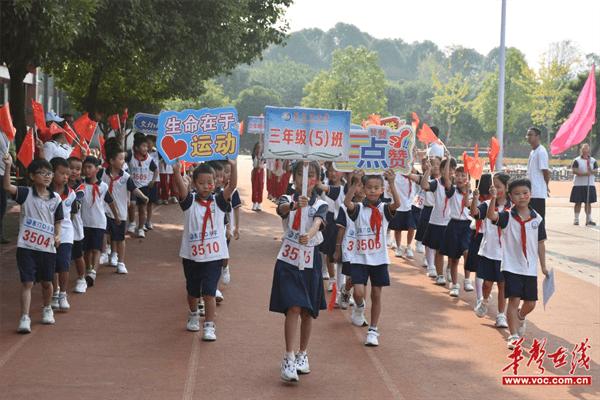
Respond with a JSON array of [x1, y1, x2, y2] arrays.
[[472, 188, 480, 198], [489, 185, 497, 198], [2, 153, 12, 166], [383, 169, 395, 182], [172, 160, 180, 174], [298, 195, 309, 208]]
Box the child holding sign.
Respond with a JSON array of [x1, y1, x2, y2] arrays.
[[345, 169, 400, 347], [3, 155, 63, 333], [172, 159, 237, 342], [269, 161, 327, 383], [126, 135, 158, 238]]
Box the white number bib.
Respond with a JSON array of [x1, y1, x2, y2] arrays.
[[189, 229, 223, 260], [20, 217, 55, 251], [277, 231, 314, 268], [355, 228, 383, 255]]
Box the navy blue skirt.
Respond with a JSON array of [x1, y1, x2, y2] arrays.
[[570, 185, 597, 203], [318, 212, 338, 257], [476, 255, 504, 282], [389, 210, 417, 231], [464, 231, 483, 272], [422, 223, 446, 250], [269, 247, 327, 319], [440, 219, 472, 259], [415, 206, 433, 242]]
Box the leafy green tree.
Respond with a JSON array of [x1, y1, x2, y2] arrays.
[[234, 85, 282, 150], [163, 80, 231, 111], [302, 46, 387, 123], [248, 59, 317, 106], [429, 73, 470, 144], [385, 80, 433, 121], [0, 0, 97, 144]]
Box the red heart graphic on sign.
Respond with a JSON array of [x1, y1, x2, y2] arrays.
[[161, 135, 187, 160]]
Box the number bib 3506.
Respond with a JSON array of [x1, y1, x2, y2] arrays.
[[277, 232, 314, 268], [19, 217, 55, 251], [355, 232, 382, 255]]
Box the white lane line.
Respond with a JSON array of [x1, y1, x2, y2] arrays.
[[0, 332, 36, 369], [182, 334, 201, 400]]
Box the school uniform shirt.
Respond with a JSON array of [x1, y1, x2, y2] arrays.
[[179, 191, 231, 262], [477, 200, 511, 261], [159, 159, 173, 174], [426, 178, 451, 226], [335, 205, 357, 263], [57, 185, 84, 244], [126, 152, 157, 188], [394, 174, 416, 212], [527, 145, 549, 199], [150, 150, 161, 182], [445, 186, 471, 220], [322, 185, 344, 219], [348, 200, 395, 266], [423, 187, 435, 207], [80, 180, 113, 229], [413, 186, 426, 210], [14, 187, 63, 253], [572, 156, 598, 186], [70, 181, 85, 241], [99, 169, 136, 220], [276, 194, 327, 269], [43, 140, 72, 161], [495, 208, 546, 276], [227, 189, 242, 235]]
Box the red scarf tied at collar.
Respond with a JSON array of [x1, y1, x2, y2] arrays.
[[367, 204, 383, 244], [197, 197, 214, 243], [88, 182, 100, 204], [513, 210, 534, 259], [134, 153, 148, 167], [292, 204, 302, 231], [108, 173, 121, 194]]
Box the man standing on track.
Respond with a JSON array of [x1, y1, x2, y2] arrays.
[[526, 127, 549, 224]]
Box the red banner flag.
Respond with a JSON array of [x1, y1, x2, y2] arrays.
[[121, 108, 128, 125], [462, 151, 473, 172], [63, 122, 78, 145], [31, 100, 47, 131], [108, 114, 120, 131], [411, 112, 420, 132], [0, 103, 16, 141], [17, 129, 35, 168], [488, 137, 500, 172], [48, 122, 65, 137], [469, 144, 484, 180], [417, 123, 441, 145], [73, 113, 97, 142]]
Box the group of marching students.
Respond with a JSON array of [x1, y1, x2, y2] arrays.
[[3, 116, 241, 344], [260, 147, 549, 383]]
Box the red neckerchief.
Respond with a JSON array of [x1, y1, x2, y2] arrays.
[[107, 171, 121, 194], [197, 196, 214, 243], [89, 182, 100, 204], [292, 204, 302, 231], [367, 204, 383, 244], [59, 185, 72, 201], [134, 153, 148, 167], [512, 209, 534, 259]]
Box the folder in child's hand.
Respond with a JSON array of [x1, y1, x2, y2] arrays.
[[543, 269, 555, 310]]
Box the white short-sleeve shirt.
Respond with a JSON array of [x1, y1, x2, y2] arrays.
[[527, 145, 549, 199]]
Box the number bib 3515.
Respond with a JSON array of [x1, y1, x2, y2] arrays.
[[277, 232, 314, 268], [19, 217, 55, 251]]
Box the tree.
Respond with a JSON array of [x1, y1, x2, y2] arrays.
[[248, 59, 317, 106], [301, 46, 387, 123], [0, 0, 97, 144], [46, 0, 292, 116], [163, 80, 231, 111], [234, 85, 282, 151], [429, 73, 470, 144], [385, 80, 433, 121]]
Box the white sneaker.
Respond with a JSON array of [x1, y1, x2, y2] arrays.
[[435, 275, 446, 285], [495, 313, 509, 328], [137, 229, 146, 238], [99, 252, 109, 265], [327, 280, 334, 292], [17, 315, 31, 333], [463, 279, 474, 292], [169, 196, 178, 204], [351, 303, 368, 327], [252, 203, 258, 211], [388, 237, 397, 249], [365, 329, 380, 346], [221, 266, 231, 285], [145, 222, 154, 231], [215, 289, 224, 303], [405, 247, 415, 259], [507, 334, 520, 350], [295, 352, 310, 374], [474, 298, 488, 318], [127, 222, 136, 234], [415, 242, 425, 253], [256, 203, 262, 211], [116, 262, 128, 274], [41, 306, 55, 324], [109, 252, 118, 267], [186, 311, 200, 332], [517, 316, 527, 337], [73, 278, 87, 293], [58, 293, 70, 311], [449, 284, 460, 297], [427, 266, 438, 278], [85, 270, 96, 287], [280, 356, 299, 382], [340, 289, 351, 310], [394, 247, 404, 258], [202, 322, 217, 341], [51, 292, 60, 310], [197, 299, 205, 317], [445, 267, 452, 285]]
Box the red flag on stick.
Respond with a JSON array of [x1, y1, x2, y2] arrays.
[[0, 103, 16, 141], [18, 129, 35, 167], [63, 122, 78, 145], [31, 100, 47, 132], [469, 144, 485, 180], [417, 123, 441, 145], [239, 120, 245, 136], [411, 112, 420, 132], [462, 151, 473, 172], [488, 137, 500, 172], [73, 113, 98, 142], [108, 114, 120, 131], [121, 108, 128, 125]]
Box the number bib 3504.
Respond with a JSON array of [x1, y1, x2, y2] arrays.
[[19, 217, 55, 251], [277, 233, 314, 269]]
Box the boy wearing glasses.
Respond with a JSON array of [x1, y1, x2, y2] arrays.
[[3, 154, 63, 333]]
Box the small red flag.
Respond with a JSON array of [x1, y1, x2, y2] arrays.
[[0, 103, 16, 141], [63, 122, 77, 145], [327, 282, 337, 311], [48, 122, 65, 137], [98, 134, 106, 159], [462, 151, 472, 172], [121, 108, 128, 125], [469, 144, 485, 180], [239, 121, 245, 136], [31, 100, 47, 132], [411, 112, 420, 132], [73, 113, 97, 142], [70, 145, 82, 160], [17, 128, 35, 168], [417, 123, 441, 145], [488, 137, 500, 172], [108, 114, 120, 131]]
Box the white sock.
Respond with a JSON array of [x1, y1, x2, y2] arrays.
[[574, 211, 580, 220], [475, 278, 484, 300], [335, 264, 345, 289], [425, 247, 435, 268], [286, 351, 295, 361]]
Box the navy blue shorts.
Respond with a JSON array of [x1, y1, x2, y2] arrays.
[[83, 227, 105, 251], [422, 223, 446, 250], [106, 217, 126, 241], [182, 258, 222, 297], [350, 264, 390, 287], [440, 219, 472, 260], [464, 231, 483, 272], [503, 270, 537, 301], [477, 256, 504, 282], [16, 247, 56, 283], [71, 240, 83, 260], [136, 185, 158, 204], [388, 210, 417, 231], [342, 261, 352, 276], [415, 206, 433, 242], [55, 243, 73, 273]]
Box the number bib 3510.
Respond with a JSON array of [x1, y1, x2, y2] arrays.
[[19, 217, 55, 251], [188, 229, 227, 262], [277, 232, 314, 269]]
